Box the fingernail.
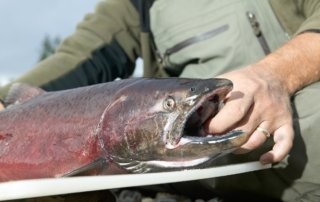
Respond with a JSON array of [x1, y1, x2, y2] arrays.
[[260, 158, 271, 165]]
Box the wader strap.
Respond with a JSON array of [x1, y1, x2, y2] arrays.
[[131, 0, 155, 32]]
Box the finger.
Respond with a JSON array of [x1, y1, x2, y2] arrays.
[[206, 93, 253, 134], [260, 124, 294, 164], [235, 122, 271, 154]]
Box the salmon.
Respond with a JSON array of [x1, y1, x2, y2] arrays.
[[0, 78, 247, 181]]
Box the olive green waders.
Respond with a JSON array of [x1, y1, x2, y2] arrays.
[[150, 0, 320, 201]]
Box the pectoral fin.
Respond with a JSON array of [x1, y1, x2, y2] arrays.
[[63, 158, 108, 177]]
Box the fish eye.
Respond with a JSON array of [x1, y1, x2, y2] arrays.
[[163, 96, 176, 111]]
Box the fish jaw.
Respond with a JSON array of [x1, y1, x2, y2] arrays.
[[167, 130, 247, 162], [111, 130, 247, 173], [113, 131, 247, 173], [164, 78, 234, 148], [157, 78, 250, 169]]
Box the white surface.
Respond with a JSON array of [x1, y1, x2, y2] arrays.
[[0, 161, 271, 201]]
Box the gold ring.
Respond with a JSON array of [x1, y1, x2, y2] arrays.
[[257, 127, 271, 138]]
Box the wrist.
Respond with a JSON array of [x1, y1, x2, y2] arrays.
[[254, 32, 320, 96], [254, 56, 294, 96]]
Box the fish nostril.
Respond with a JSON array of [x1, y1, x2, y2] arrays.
[[190, 87, 196, 92]]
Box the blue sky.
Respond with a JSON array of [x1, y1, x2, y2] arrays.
[[0, 0, 100, 85]]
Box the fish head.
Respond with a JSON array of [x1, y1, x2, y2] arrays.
[[100, 78, 247, 172], [146, 78, 233, 148]]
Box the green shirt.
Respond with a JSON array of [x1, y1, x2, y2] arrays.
[[270, 0, 320, 36], [1, 0, 320, 99]]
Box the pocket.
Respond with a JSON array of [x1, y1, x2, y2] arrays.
[[150, 0, 269, 77], [157, 24, 229, 76], [151, 1, 242, 75], [158, 24, 229, 75]]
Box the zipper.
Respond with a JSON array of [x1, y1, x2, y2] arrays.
[[156, 24, 229, 76], [246, 11, 271, 55]]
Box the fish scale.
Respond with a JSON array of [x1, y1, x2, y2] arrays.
[[0, 78, 247, 182]]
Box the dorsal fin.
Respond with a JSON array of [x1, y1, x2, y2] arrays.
[[4, 83, 46, 106]]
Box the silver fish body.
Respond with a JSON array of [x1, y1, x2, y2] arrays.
[[0, 78, 247, 181]]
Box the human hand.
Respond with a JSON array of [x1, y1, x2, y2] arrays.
[[206, 64, 294, 164]]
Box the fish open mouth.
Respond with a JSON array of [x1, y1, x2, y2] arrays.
[[177, 85, 243, 147]]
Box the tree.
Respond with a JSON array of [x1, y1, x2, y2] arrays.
[[38, 35, 61, 61]]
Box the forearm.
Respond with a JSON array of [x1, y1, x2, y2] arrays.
[[255, 32, 320, 96]]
